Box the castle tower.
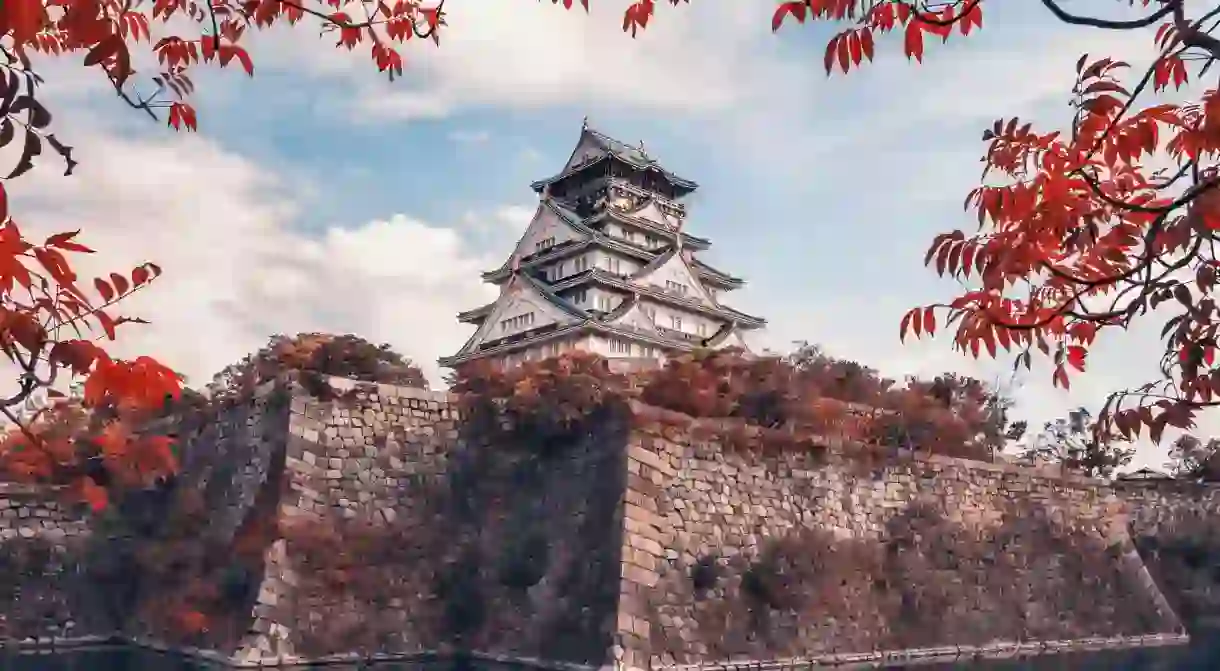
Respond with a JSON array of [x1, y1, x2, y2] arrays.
[[439, 122, 766, 370]]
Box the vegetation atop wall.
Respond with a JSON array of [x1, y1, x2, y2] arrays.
[[454, 344, 1027, 462], [207, 333, 429, 399]]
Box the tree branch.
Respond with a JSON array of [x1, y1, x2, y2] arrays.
[[1039, 0, 1173, 30]]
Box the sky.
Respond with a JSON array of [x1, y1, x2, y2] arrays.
[[0, 0, 1201, 469]]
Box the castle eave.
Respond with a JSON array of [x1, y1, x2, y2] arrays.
[[530, 152, 698, 196], [591, 210, 711, 250], [550, 269, 765, 328], [457, 303, 495, 323]]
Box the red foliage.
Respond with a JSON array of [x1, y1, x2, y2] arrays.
[[454, 347, 1014, 462], [209, 333, 428, 398], [776, 1, 1220, 444], [453, 351, 632, 444], [0, 396, 179, 510]]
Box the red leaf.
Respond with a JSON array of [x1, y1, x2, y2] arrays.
[[6, 0, 49, 45], [922, 307, 937, 335], [45, 230, 95, 253], [823, 35, 838, 74], [900, 308, 915, 342], [772, 1, 808, 32], [903, 20, 924, 62], [230, 45, 255, 75], [94, 277, 115, 302], [1066, 345, 1087, 372], [860, 28, 874, 62], [109, 272, 130, 296], [1052, 364, 1071, 390], [96, 310, 117, 340], [84, 33, 123, 67]]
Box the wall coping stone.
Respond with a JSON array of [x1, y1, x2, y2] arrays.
[[114, 638, 1198, 670], [41, 633, 1182, 669], [654, 634, 1191, 671]]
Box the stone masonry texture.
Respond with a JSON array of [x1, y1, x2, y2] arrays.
[[0, 375, 1215, 669]]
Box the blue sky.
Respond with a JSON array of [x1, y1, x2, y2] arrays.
[[2, 0, 1198, 467]]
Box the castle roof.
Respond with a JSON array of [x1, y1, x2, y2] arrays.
[[530, 125, 698, 195], [478, 198, 731, 286]]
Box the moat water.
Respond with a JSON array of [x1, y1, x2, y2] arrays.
[[0, 642, 1218, 671]]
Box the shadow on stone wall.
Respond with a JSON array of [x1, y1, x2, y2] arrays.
[[1130, 504, 1220, 636], [281, 402, 632, 664], [650, 501, 1163, 664], [0, 537, 83, 640], [47, 385, 296, 651]]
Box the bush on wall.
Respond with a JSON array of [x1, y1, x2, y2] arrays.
[[453, 351, 634, 448], [450, 344, 1018, 462]]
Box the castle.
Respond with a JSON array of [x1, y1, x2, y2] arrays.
[[440, 121, 765, 370]]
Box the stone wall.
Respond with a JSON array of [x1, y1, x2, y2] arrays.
[[617, 405, 1184, 670], [3, 375, 1215, 669], [0, 483, 89, 642], [1115, 480, 1220, 635], [175, 381, 293, 546], [234, 377, 628, 667], [0, 484, 88, 543]]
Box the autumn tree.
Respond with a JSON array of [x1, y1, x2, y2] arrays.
[[0, 0, 456, 506], [208, 333, 427, 398], [1018, 407, 1135, 478], [1165, 433, 1220, 479], [912, 372, 1027, 454], [572, 0, 1220, 446]]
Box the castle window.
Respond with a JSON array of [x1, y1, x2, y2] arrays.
[[502, 312, 536, 332], [597, 296, 614, 312], [670, 315, 682, 331], [535, 237, 556, 253], [574, 256, 590, 273], [666, 280, 688, 295], [571, 289, 588, 304], [623, 229, 636, 243], [609, 340, 631, 354], [697, 323, 708, 337], [607, 257, 621, 273]]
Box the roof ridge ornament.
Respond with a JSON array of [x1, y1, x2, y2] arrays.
[[581, 115, 589, 131]]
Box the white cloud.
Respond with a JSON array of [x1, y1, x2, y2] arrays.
[[447, 129, 491, 145], [1, 114, 495, 390], [242, 0, 771, 120], [493, 204, 535, 233]]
